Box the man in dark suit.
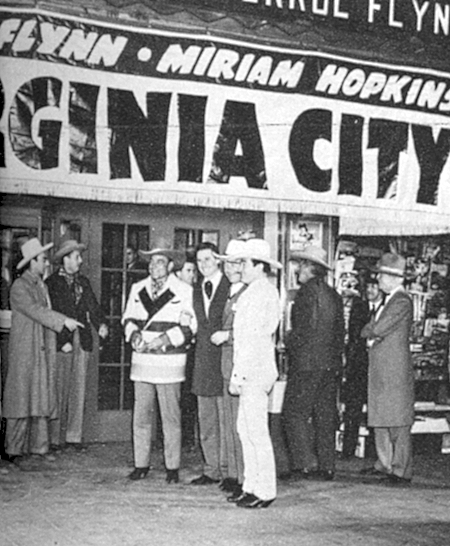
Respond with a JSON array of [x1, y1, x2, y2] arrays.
[[46, 240, 108, 451], [190, 242, 230, 485], [340, 277, 370, 459], [361, 253, 415, 485], [282, 246, 345, 481]]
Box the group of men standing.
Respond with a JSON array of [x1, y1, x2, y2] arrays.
[[2, 238, 107, 465], [1, 232, 415, 494], [123, 237, 282, 508]]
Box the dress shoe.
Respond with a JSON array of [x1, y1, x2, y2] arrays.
[[190, 474, 220, 485], [65, 442, 87, 452], [227, 490, 246, 503], [242, 497, 275, 509], [128, 467, 149, 480], [50, 444, 63, 453], [309, 470, 335, 481], [359, 467, 386, 477], [166, 469, 179, 484], [236, 493, 259, 507], [383, 474, 412, 487], [30, 453, 57, 463], [219, 477, 239, 492]]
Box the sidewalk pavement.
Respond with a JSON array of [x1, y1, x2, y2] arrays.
[[1, 441, 449, 546]]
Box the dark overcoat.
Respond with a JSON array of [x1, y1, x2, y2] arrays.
[[191, 275, 230, 396], [361, 287, 414, 427], [287, 277, 345, 376], [46, 272, 105, 352], [3, 270, 66, 418]]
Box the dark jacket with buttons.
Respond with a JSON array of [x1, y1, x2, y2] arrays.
[[46, 271, 106, 352]]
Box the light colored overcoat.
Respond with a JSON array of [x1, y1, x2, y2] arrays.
[[3, 270, 66, 419], [361, 287, 414, 427]]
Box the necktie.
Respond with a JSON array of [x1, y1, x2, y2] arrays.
[[204, 280, 213, 300]]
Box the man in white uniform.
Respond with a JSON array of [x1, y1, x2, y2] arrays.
[[122, 243, 197, 483], [227, 239, 282, 509]]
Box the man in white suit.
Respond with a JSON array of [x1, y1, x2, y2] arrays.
[[226, 239, 282, 509]]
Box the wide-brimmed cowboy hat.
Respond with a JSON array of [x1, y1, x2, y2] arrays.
[[376, 253, 406, 277], [138, 238, 180, 262], [216, 239, 247, 260], [53, 240, 87, 263], [290, 246, 331, 270], [225, 238, 282, 270], [17, 238, 54, 269]]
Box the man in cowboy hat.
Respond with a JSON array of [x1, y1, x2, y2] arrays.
[[361, 253, 414, 485], [3, 239, 83, 464], [225, 238, 281, 508], [282, 246, 345, 482], [210, 239, 247, 497], [46, 239, 108, 451], [122, 240, 197, 483]]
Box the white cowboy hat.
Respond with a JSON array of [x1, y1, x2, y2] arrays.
[[53, 239, 87, 263], [290, 246, 331, 270], [17, 238, 54, 269], [216, 239, 247, 260], [138, 237, 180, 262], [227, 238, 282, 270]]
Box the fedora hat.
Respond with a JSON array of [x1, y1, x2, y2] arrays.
[[290, 246, 331, 270], [376, 253, 406, 277], [216, 239, 247, 260], [227, 238, 282, 270], [138, 237, 180, 262], [53, 240, 87, 263], [17, 238, 54, 269]]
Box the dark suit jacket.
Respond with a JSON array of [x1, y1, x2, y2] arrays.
[[46, 272, 106, 352], [342, 296, 370, 403], [191, 274, 230, 396], [287, 276, 345, 376]]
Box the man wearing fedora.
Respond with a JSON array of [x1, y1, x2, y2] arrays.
[[226, 238, 281, 508], [46, 240, 108, 451], [282, 246, 345, 481], [3, 239, 83, 463], [210, 239, 247, 497], [122, 242, 196, 483], [361, 253, 415, 485]]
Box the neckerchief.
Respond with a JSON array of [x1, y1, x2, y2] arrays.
[[59, 268, 83, 305]]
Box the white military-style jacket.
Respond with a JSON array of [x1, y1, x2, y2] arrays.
[[122, 274, 196, 384]]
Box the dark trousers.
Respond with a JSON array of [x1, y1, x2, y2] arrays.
[[342, 375, 366, 458], [283, 369, 339, 473]]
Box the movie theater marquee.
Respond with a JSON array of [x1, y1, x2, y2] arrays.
[[237, 0, 450, 38]]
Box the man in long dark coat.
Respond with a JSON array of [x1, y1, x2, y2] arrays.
[[190, 242, 230, 485], [283, 246, 345, 481], [361, 253, 414, 485], [3, 239, 82, 462]]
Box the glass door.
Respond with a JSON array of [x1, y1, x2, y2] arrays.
[[98, 223, 149, 430]]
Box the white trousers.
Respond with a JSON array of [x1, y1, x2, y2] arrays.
[[237, 383, 277, 501]]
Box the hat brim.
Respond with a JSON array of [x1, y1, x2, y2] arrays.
[[376, 266, 405, 277], [138, 249, 179, 262], [289, 252, 331, 270], [53, 243, 87, 263], [17, 242, 54, 269], [224, 252, 282, 270]]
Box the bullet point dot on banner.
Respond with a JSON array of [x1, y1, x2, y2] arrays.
[[138, 48, 152, 62]]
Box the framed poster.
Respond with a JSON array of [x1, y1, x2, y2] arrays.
[[289, 220, 323, 252]]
